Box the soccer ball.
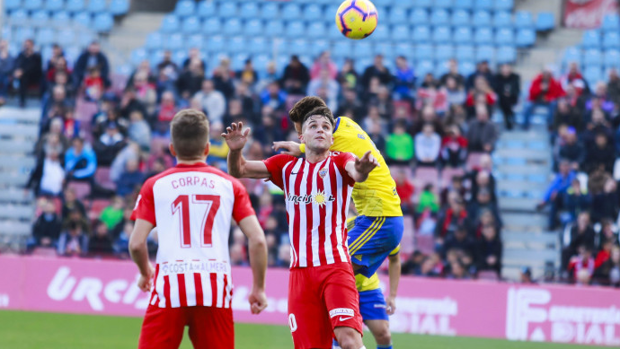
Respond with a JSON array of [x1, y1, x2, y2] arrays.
[[335, 0, 379, 40]]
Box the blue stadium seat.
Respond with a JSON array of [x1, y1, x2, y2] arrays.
[[65, 0, 84, 12], [373, 0, 392, 6], [581, 30, 601, 49], [87, 0, 106, 13], [493, 12, 513, 28], [332, 40, 353, 59], [202, 18, 221, 35], [373, 43, 393, 59], [36, 27, 55, 45], [246, 37, 267, 55], [453, 0, 473, 10], [160, 14, 180, 33], [330, 22, 345, 40], [514, 11, 534, 28], [496, 46, 516, 63], [451, 10, 470, 27], [165, 33, 184, 51], [353, 41, 373, 59], [55, 28, 74, 47], [51, 10, 71, 26], [311, 39, 330, 57], [393, 43, 412, 58], [472, 11, 492, 28], [605, 49, 620, 68], [354, 58, 373, 74], [476, 45, 494, 62], [474, 0, 493, 11], [495, 0, 514, 11], [304, 4, 323, 21], [515, 29, 536, 47], [453, 27, 473, 44], [430, 9, 450, 26], [31, 10, 50, 25], [10, 9, 28, 23], [562, 47, 582, 65], [218, 2, 237, 17], [307, 22, 326, 39], [434, 0, 453, 9], [603, 32, 620, 49], [602, 14, 620, 32], [64, 45, 80, 67], [145, 32, 163, 50], [432, 26, 452, 43], [388, 7, 408, 25], [584, 66, 602, 85], [239, 2, 259, 19], [185, 34, 204, 50], [285, 21, 305, 39], [584, 49, 602, 65], [459, 60, 476, 75], [5, 0, 22, 11], [206, 35, 225, 53], [172, 50, 188, 67], [259, 2, 279, 20], [197, 1, 216, 18], [416, 60, 435, 77], [474, 28, 493, 45], [536, 12, 555, 31], [45, 0, 64, 12], [182, 16, 201, 34], [223, 18, 243, 36], [281, 4, 301, 19], [414, 0, 433, 9], [231, 53, 250, 71], [93, 13, 113, 32], [495, 28, 515, 46], [435, 44, 454, 61], [415, 44, 434, 61], [77, 31, 93, 47], [369, 24, 389, 42], [412, 26, 430, 43], [228, 36, 245, 54], [410, 8, 429, 25], [325, 5, 340, 23], [244, 19, 264, 35], [265, 20, 285, 37], [174, 1, 195, 17], [23, 0, 43, 11], [148, 49, 164, 68], [253, 54, 271, 76], [456, 45, 475, 62], [109, 0, 129, 16], [73, 12, 92, 28]]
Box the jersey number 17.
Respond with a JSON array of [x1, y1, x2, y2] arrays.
[[171, 194, 221, 248]]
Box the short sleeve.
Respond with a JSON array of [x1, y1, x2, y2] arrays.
[[231, 178, 256, 223], [332, 152, 356, 187], [263, 154, 296, 190], [131, 179, 156, 225]]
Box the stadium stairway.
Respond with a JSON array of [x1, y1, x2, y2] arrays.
[[495, 122, 559, 281], [0, 107, 39, 252]]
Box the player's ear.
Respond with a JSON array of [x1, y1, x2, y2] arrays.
[[204, 142, 210, 156], [168, 143, 177, 157]]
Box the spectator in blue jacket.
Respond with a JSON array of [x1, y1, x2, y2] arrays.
[[115, 158, 144, 197], [393, 56, 415, 101], [537, 159, 576, 229], [65, 137, 97, 182], [0, 39, 15, 106]]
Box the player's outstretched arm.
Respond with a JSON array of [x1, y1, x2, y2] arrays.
[[386, 253, 401, 315], [129, 219, 156, 292], [345, 150, 379, 183], [272, 141, 303, 157], [238, 215, 269, 315], [223, 122, 270, 179]]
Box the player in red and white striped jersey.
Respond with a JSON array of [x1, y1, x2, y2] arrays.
[[130, 109, 268, 349], [224, 106, 377, 349]]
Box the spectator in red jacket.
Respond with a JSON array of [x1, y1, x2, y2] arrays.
[[523, 67, 565, 130], [560, 62, 588, 97]]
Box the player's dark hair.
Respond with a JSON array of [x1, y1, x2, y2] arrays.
[[170, 109, 210, 160], [301, 106, 335, 129], [289, 96, 328, 123]]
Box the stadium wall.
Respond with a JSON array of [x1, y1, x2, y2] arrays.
[[1, 256, 620, 346]]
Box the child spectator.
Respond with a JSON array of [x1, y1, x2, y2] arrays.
[[30, 200, 62, 249], [440, 125, 468, 168], [394, 169, 415, 214], [386, 120, 414, 166], [99, 196, 125, 230], [417, 184, 439, 216], [84, 66, 104, 102]]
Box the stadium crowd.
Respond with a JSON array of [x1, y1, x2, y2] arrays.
[[1, 35, 618, 286]]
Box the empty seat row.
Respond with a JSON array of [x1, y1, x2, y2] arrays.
[[564, 47, 620, 68], [7, 9, 114, 32], [581, 30, 620, 49], [4, 0, 128, 16], [4, 25, 95, 47]]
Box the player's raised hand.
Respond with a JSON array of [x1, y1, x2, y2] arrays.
[[248, 288, 268, 315], [272, 141, 302, 156], [222, 122, 250, 151], [355, 150, 379, 175], [137, 264, 155, 293]]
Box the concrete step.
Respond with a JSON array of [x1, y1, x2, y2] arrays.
[[0, 188, 34, 203], [495, 148, 551, 161], [0, 125, 39, 139], [499, 130, 549, 141], [503, 213, 548, 231], [0, 155, 36, 171], [503, 231, 558, 246], [0, 204, 35, 220], [0, 172, 30, 186], [497, 181, 547, 192], [0, 140, 33, 155], [0, 220, 31, 235], [498, 197, 539, 211], [503, 248, 559, 264], [495, 164, 549, 175]]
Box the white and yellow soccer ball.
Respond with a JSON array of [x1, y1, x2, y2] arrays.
[[335, 0, 379, 40]]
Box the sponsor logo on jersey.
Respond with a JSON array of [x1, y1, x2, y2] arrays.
[[287, 191, 335, 206], [330, 307, 355, 319]]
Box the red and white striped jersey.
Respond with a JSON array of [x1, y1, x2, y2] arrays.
[[264, 152, 356, 269], [131, 162, 255, 309]]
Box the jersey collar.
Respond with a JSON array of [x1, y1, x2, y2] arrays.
[[175, 161, 208, 168]]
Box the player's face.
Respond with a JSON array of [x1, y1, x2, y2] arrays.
[[301, 116, 333, 152]]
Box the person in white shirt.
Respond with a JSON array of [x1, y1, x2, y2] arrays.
[[415, 123, 441, 167], [194, 79, 226, 123]]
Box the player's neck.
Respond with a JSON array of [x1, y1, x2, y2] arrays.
[[305, 148, 329, 164], [176, 156, 207, 166]]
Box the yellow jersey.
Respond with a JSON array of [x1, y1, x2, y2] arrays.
[[355, 244, 401, 292], [331, 117, 402, 217]]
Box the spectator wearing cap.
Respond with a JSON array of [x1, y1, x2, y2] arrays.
[[466, 104, 498, 153], [73, 41, 110, 89], [194, 79, 225, 123], [281, 55, 310, 95], [361, 55, 392, 92], [494, 64, 521, 130], [523, 66, 565, 130], [14, 39, 43, 107], [537, 159, 576, 230], [0, 39, 15, 106], [466, 60, 494, 91]]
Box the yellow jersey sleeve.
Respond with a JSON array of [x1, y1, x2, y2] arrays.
[[330, 117, 402, 217]]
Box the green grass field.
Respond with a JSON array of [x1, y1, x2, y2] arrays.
[[0, 310, 592, 349]]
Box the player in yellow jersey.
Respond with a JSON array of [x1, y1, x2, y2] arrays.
[[274, 96, 403, 280]]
